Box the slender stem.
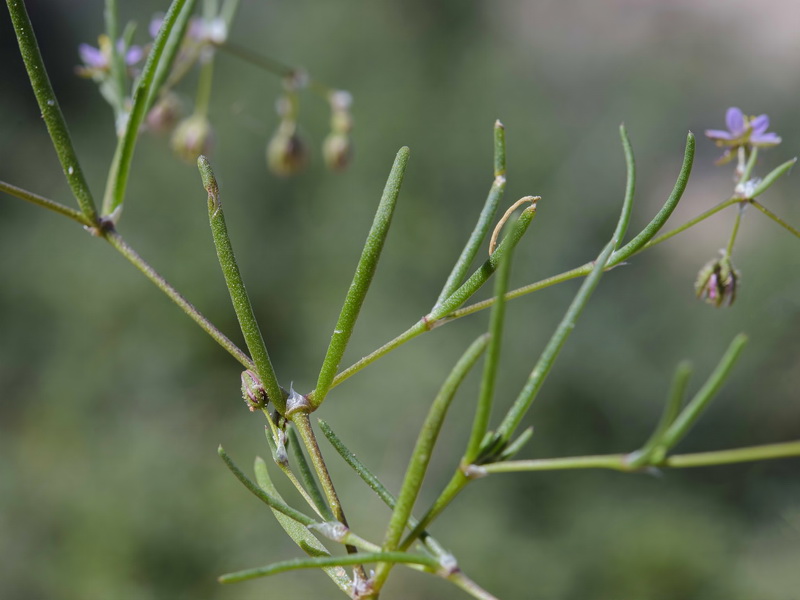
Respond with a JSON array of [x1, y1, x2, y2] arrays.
[[447, 571, 499, 600], [291, 413, 366, 580], [749, 199, 800, 239], [215, 41, 335, 98], [218, 552, 438, 584], [481, 440, 800, 474], [0, 181, 91, 226], [739, 147, 759, 185], [104, 230, 253, 369], [434, 120, 506, 307], [199, 157, 283, 411], [638, 197, 739, 252], [194, 51, 215, 117], [7, 0, 99, 223], [724, 203, 744, 258], [374, 335, 489, 590], [288, 426, 332, 520], [311, 147, 410, 410]]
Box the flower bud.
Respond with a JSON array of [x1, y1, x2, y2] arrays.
[[267, 122, 308, 176], [695, 255, 740, 307], [241, 369, 268, 411], [171, 114, 213, 163], [322, 132, 353, 172], [146, 93, 183, 134]]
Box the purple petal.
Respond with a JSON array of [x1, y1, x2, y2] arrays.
[[79, 43, 106, 68], [705, 129, 735, 141], [125, 45, 144, 65], [750, 132, 782, 146], [750, 114, 769, 135], [725, 107, 745, 135]]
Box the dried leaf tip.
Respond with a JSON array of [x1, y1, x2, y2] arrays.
[[489, 196, 540, 255]]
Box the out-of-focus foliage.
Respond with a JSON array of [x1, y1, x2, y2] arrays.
[[0, 1, 798, 598]]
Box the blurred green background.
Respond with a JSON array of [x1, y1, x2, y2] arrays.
[[1, 1, 799, 598]]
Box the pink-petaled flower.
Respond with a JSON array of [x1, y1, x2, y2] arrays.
[[705, 107, 782, 149], [76, 35, 143, 78]]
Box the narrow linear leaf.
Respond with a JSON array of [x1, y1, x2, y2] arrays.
[[751, 157, 797, 198], [374, 335, 488, 588], [658, 334, 748, 453], [311, 147, 410, 409], [254, 457, 351, 594], [102, 0, 197, 216], [496, 239, 616, 442], [7, 0, 99, 222], [613, 123, 636, 248], [199, 157, 284, 412], [219, 552, 438, 584], [610, 132, 695, 265], [463, 249, 513, 464], [146, 0, 198, 112], [218, 445, 316, 526], [627, 360, 692, 468], [435, 120, 507, 307]]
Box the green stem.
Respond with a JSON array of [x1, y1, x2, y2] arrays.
[[749, 199, 800, 239], [288, 426, 332, 520], [724, 203, 744, 259], [199, 157, 283, 411], [104, 229, 253, 369], [291, 413, 366, 580], [194, 50, 215, 117], [311, 147, 410, 410], [638, 197, 739, 252], [218, 552, 438, 584], [739, 147, 759, 185], [481, 440, 800, 474], [7, 0, 99, 223], [215, 41, 334, 98], [147, 0, 198, 112], [0, 181, 91, 226]]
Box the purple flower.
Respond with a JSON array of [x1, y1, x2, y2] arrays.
[[76, 35, 143, 78], [705, 107, 782, 148]]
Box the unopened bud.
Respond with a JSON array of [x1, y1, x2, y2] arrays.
[[267, 123, 308, 176], [171, 114, 214, 163], [146, 93, 183, 134], [695, 254, 740, 307], [323, 132, 353, 172], [241, 369, 268, 411]]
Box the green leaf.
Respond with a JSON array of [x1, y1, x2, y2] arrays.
[[254, 457, 351, 594]]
